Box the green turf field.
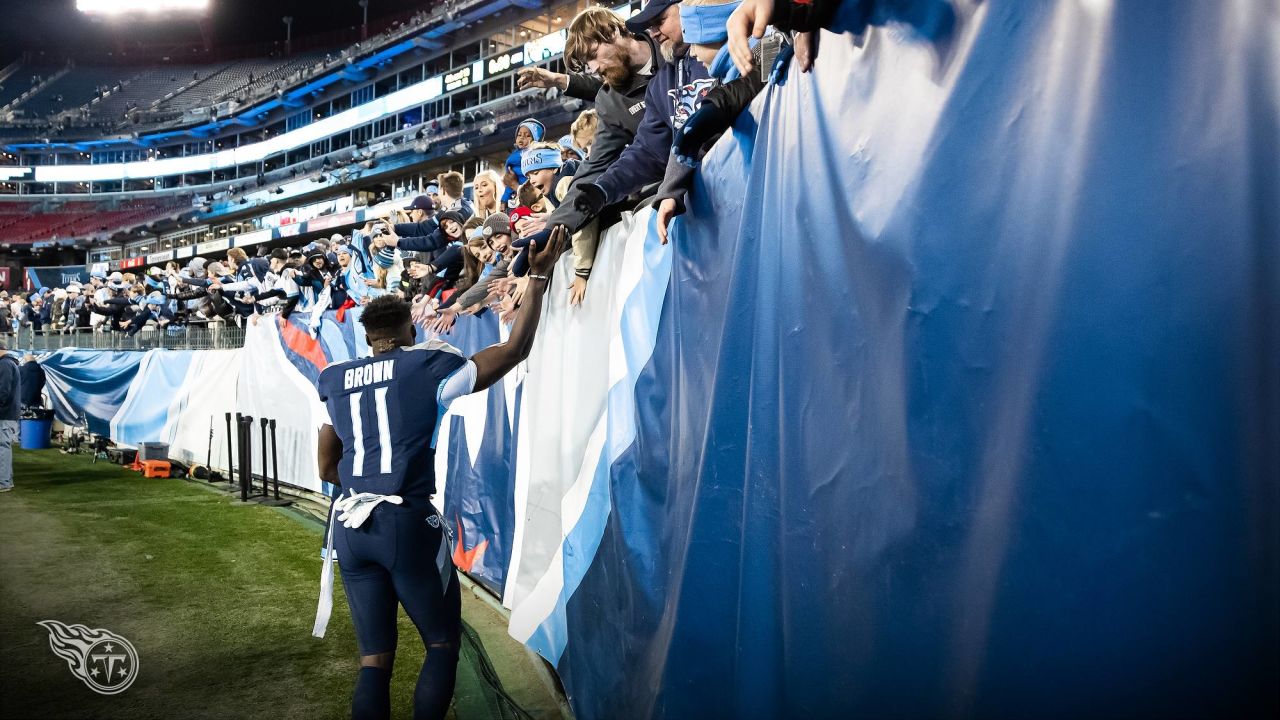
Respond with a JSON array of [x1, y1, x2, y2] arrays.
[[0, 449, 565, 720]]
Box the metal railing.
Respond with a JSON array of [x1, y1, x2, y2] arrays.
[[10, 323, 246, 352]]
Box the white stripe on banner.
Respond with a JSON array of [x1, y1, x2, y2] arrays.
[[502, 209, 673, 665], [236, 318, 327, 492], [166, 350, 241, 469]]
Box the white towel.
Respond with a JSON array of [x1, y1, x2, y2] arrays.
[[311, 489, 404, 638]]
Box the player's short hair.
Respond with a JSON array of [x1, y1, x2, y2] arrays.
[[361, 295, 412, 336]]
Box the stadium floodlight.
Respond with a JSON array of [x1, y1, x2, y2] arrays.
[[78, 0, 210, 15]]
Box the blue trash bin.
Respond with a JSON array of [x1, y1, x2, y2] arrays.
[[20, 417, 53, 450]]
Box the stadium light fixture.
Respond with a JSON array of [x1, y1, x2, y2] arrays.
[[77, 0, 210, 15]]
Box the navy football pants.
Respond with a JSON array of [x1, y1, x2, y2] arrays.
[[335, 502, 461, 719]]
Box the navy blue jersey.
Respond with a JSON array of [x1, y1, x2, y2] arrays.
[[317, 341, 468, 501]]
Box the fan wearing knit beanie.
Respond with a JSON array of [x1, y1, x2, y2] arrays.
[[521, 142, 579, 206], [503, 117, 547, 203], [437, 212, 517, 317], [558, 134, 586, 162]]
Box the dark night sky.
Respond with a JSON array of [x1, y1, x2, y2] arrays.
[[0, 0, 431, 65]]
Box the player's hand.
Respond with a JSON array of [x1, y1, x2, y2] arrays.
[[527, 225, 567, 278], [728, 0, 773, 76], [656, 198, 679, 245], [517, 67, 568, 91], [573, 183, 607, 217], [569, 276, 588, 306]]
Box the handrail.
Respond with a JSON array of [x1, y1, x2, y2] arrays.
[[0, 58, 25, 86], [12, 323, 248, 352]]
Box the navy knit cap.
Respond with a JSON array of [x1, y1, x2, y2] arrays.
[[437, 209, 468, 231]]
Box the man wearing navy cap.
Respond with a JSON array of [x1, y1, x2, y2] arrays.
[[393, 195, 439, 245], [625, 0, 684, 58]]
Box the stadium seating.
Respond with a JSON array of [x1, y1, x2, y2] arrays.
[[152, 53, 328, 113], [11, 67, 126, 119], [0, 197, 192, 244], [88, 65, 218, 121], [0, 64, 64, 110], [219, 53, 330, 107], [1, 53, 328, 127]]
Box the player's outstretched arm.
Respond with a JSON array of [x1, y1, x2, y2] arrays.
[[470, 226, 567, 393], [318, 424, 342, 486]]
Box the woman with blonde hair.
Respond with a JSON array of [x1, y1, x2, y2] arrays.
[[470, 169, 503, 220]]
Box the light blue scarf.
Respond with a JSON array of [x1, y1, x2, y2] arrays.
[[708, 44, 740, 82]]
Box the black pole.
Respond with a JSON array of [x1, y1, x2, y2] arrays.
[[236, 416, 244, 500], [224, 412, 235, 483], [206, 416, 214, 470], [259, 417, 269, 497], [239, 415, 253, 502], [269, 418, 281, 500]]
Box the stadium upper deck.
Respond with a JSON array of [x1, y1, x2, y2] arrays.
[[0, 0, 607, 194]]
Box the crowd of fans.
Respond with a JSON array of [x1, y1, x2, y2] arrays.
[[3, 0, 840, 342]]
